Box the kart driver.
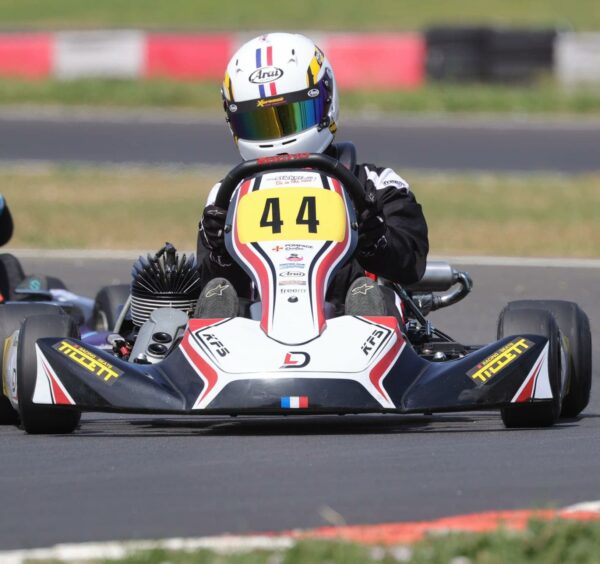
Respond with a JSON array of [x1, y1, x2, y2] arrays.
[[197, 33, 428, 313]]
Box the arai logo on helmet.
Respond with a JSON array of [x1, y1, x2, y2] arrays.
[[308, 88, 320, 98], [249, 66, 284, 84]]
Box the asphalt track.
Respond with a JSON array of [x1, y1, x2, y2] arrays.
[[0, 256, 598, 550], [2, 111, 600, 172]]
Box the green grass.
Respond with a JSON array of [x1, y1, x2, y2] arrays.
[[1, 165, 599, 257], [343, 81, 600, 115], [87, 519, 600, 563], [117, 540, 373, 564], [404, 519, 600, 564], [0, 0, 598, 31], [0, 79, 221, 110], [2, 78, 600, 115]]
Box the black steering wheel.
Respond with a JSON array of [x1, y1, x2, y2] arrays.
[[214, 153, 366, 214]]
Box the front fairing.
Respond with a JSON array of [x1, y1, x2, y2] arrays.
[[31, 319, 552, 415]]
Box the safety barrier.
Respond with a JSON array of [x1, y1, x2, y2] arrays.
[[425, 27, 556, 83], [0, 29, 598, 88], [556, 32, 600, 86], [0, 31, 424, 89]]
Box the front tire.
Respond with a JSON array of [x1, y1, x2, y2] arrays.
[[0, 303, 65, 425], [497, 307, 562, 428], [501, 300, 591, 418], [17, 314, 81, 434]]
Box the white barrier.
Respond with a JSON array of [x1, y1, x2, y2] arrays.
[[54, 30, 145, 79], [556, 32, 600, 86]]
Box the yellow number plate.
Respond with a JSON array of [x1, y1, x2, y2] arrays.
[[236, 187, 347, 243]]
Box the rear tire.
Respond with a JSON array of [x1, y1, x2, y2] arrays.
[[497, 307, 561, 428], [91, 284, 130, 332], [502, 300, 591, 417], [0, 303, 65, 425], [17, 314, 81, 434]]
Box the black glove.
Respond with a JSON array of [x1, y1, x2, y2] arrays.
[[199, 204, 230, 265], [357, 186, 387, 257]]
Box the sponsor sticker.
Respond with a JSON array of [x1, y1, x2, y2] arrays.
[[286, 254, 303, 262], [467, 338, 534, 384], [279, 288, 307, 294], [279, 263, 305, 269], [274, 176, 318, 186], [285, 243, 314, 251], [279, 280, 306, 286], [274, 174, 316, 183], [256, 96, 286, 108], [308, 88, 320, 98], [55, 340, 122, 385], [249, 66, 284, 84], [197, 332, 230, 357], [272, 243, 314, 252], [279, 271, 305, 278], [259, 172, 321, 188], [361, 328, 389, 356]]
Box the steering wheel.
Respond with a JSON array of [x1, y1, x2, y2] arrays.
[[214, 153, 366, 214]]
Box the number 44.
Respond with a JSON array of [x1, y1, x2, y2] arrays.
[[260, 196, 320, 234]]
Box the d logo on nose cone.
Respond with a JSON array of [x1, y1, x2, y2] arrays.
[[281, 351, 310, 368]]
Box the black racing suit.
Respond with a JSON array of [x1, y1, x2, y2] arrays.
[[196, 146, 429, 310]]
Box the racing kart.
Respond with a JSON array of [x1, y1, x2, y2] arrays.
[[0, 153, 592, 434]]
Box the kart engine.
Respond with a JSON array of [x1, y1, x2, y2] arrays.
[[130, 243, 201, 327]]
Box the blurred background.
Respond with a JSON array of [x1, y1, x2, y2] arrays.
[[0, 0, 598, 257]]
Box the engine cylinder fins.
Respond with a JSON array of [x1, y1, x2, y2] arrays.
[[130, 243, 202, 327], [130, 297, 198, 327]]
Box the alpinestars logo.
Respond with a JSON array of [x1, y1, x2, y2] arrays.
[[351, 283, 374, 295], [281, 351, 310, 369], [206, 283, 230, 298]]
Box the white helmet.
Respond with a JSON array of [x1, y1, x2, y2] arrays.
[[222, 33, 339, 160]]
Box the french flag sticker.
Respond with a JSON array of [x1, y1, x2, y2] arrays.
[[281, 396, 309, 409]]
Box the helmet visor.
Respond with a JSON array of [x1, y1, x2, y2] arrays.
[[226, 82, 330, 142]]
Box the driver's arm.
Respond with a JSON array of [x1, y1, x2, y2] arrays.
[[196, 183, 254, 298], [355, 166, 429, 285]]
